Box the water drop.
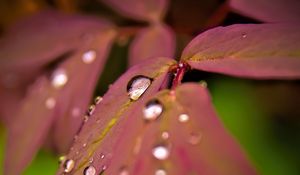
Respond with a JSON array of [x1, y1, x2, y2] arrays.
[[161, 132, 169, 140], [83, 143, 87, 147], [84, 115, 89, 122], [102, 165, 107, 171], [119, 166, 129, 175], [127, 75, 152, 101], [178, 114, 189, 123], [100, 153, 105, 159], [94, 96, 103, 104], [51, 68, 68, 89], [45, 97, 56, 109], [199, 80, 207, 88], [152, 145, 169, 160], [58, 155, 66, 164], [143, 100, 163, 121], [72, 107, 81, 117], [63, 159, 75, 173], [189, 132, 202, 145], [242, 34, 247, 38], [155, 169, 167, 175], [83, 165, 96, 175], [87, 105, 96, 116], [82, 50, 96, 64]]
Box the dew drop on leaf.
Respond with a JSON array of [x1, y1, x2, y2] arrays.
[[45, 97, 56, 109], [199, 80, 207, 88], [155, 169, 167, 175], [100, 153, 105, 159], [94, 96, 103, 104], [83, 143, 87, 147], [83, 165, 96, 175], [51, 68, 68, 89], [161, 131, 170, 140], [178, 114, 189, 123], [118, 166, 129, 175], [72, 107, 81, 117], [84, 115, 89, 122], [188, 132, 202, 145], [127, 75, 152, 101], [58, 155, 66, 164], [63, 159, 75, 173], [87, 105, 96, 116], [82, 50, 96, 64], [242, 34, 247, 38], [143, 100, 163, 121], [152, 145, 170, 160]]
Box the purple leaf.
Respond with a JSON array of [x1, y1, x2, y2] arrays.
[[3, 14, 117, 175], [230, 0, 300, 22], [0, 10, 112, 87], [56, 57, 175, 174], [181, 23, 300, 79], [129, 24, 175, 66], [101, 0, 169, 22]]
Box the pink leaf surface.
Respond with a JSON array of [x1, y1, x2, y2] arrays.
[[57, 81, 256, 174], [56, 57, 175, 174], [101, 0, 169, 22], [4, 15, 117, 175], [129, 24, 175, 66], [230, 0, 300, 22], [181, 23, 300, 79]]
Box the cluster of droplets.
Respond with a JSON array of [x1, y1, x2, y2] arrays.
[[83, 96, 103, 123]]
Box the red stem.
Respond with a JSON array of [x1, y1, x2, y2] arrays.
[[171, 62, 190, 89]]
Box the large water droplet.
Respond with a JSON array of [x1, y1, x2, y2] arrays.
[[152, 145, 169, 160], [155, 169, 167, 175], [63, 159, 75, 173], [143, 100, 163, 121], [51, 68, 68, 89], [82, 50, 96, 64], [178, 114, 189, 123], [45, 97, 56, 109], [127, 75, 152, 101], [83, 165, 96, 175]]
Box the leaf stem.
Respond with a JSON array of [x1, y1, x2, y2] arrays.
[[171, 62, 190, 89]]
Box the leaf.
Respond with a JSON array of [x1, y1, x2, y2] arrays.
[[129, 24, 175, 66], [57, 81, 256, 174], [230, 0, 300, 22], [100, 0, 169, 22], [56, 57, 175, 174], [4, 16, 116, 175], [0, 10, 112, 86], [181, 23, 300, 79]]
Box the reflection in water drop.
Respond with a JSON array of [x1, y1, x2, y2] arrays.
[[94, 96, 103, 104], [82, 50, 96, 64], [63, 159, 75, 173], [127, 75, 152, 101], [51, 68, 68, 89], [143, 100, 163, 121], [45, 97, 56, 109], [189, 132, 202, 145], [155, 169, 167, 175], [178, 114, 189, 123], [152, 145, 169, 160], [83, 165, 96, 175]]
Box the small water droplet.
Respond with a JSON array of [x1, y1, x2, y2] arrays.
[[63, 159, 75, 173], [83, 165, 96, 175], [127, 75, 152, 101], [94, 96, 103, 104], [82, 50, 96, 64], [102, 165, 107, 171], [143, 100, 163, 121], [100, 153, 105, 159], [155, 169, 167, 175], [84, 115, 89, 122], [72, 107, 81, 117], [51, 68, 68, 89], [45, 97, 56, 109], [178, 114, 189, 123], [58, 155, 66, 164], [161, 132, 169, 140], [87, 105, 96, 116], [189, 132, 202, 145], [119, 166, 129, 175], [242, 34, 247, 38], [83, 143, 87, 147], [152, 145, 169, 160], [199, 80, 207, 88], [89, 157, 94, 163]]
